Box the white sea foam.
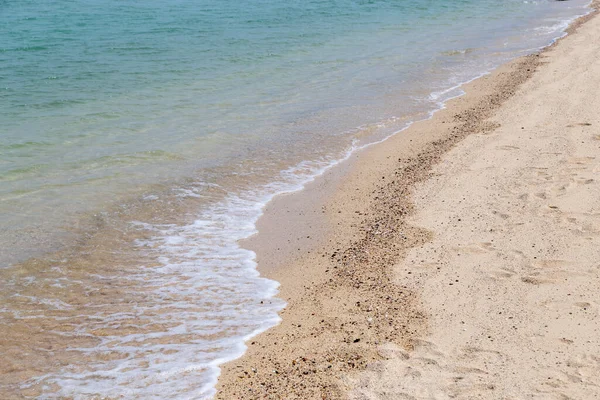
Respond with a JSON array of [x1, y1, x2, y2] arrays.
[[25, 144, 365, 399]]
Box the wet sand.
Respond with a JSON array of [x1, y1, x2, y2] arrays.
[[217, 3, 600, 398]]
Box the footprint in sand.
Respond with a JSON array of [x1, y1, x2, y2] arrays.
[[521, 274, 555, 285], [410, 339, 446, 357], [573, 177, 595, 185], [461, 346, 506, 364], [511, 249, 528, 259], [497, 145, 521, 151], [531, 259, 567, 269], [377, 343, 409, 360], [521, 259, 585, 284], [453, 242, 496, 255], [567, 353, 600, 381], [539, 299, 598, 315], [566, 122, 593, 127], [574, 302, 593, 310], [491, 210, 510, 220], [568, 156, 595, 166], [489, 268, 516, 281], [518, 192, 529, 201]]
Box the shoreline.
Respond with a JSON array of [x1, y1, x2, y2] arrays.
[[4, 4, 593, 398], [216, 2, 600, 398], [1, 2, 597, 398]]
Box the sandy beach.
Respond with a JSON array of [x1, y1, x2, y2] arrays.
[[216, 3, 600, 399]]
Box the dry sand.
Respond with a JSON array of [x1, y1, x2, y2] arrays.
[[217, 3, 600, 399]]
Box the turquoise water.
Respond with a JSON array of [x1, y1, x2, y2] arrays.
[[0, 0, 589, 259], [0, 0, 591, 398]]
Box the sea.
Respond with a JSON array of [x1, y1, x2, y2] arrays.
[[0, 0, 591, 398]]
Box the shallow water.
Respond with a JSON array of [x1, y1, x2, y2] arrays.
[[0, 0, 591, 397]]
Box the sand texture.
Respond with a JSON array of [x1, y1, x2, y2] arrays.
[[349, 8, 600, 400], [217, 4, 600, 399]]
